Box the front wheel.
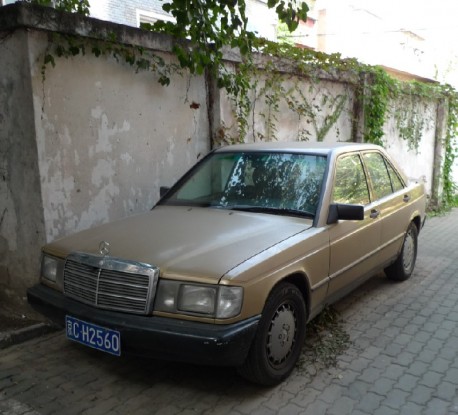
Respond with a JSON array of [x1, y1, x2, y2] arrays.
[[238, 282, 307, 386], [385, 221, 418, 281]]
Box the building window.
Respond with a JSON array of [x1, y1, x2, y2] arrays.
[[136, 9, 175, 27]]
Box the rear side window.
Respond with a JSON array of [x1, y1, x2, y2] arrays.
[[363, 152, 404, 200], [333, 154, 370, 205], [386, 162, 405, 192]]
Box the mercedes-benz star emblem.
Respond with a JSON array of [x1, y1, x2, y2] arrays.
[[99, 241, 110, 256]]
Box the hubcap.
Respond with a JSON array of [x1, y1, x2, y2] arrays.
[[402, 230, 415, 272], [267, 303, 297, 365]]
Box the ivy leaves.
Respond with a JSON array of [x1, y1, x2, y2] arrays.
[[25, 0, 90, 15], [267, 0, 309, 32], [146, 0, 254, 81], [30, 0, 310, 97], [143, 0, 309, 94]]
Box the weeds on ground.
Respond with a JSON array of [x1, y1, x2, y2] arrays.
[[427, 198, 458, 217], [296, 306, 351, 376]]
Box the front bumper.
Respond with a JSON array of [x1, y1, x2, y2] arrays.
[[27, 284, 259, 366]]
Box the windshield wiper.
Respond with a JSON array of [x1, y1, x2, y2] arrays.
[[225, 205, 315, 218]]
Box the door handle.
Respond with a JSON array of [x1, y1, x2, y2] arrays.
[[403, 194, 411, 202], [370, 209, 380, 219]]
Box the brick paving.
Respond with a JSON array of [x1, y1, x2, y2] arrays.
[[1, 209, 458, 414]]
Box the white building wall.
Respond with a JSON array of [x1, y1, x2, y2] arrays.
[[245, 0, 278, 41], [89, 0, 279, 38], [90, 0, 163, 26]]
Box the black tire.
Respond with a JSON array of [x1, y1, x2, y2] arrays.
[[238, 282, 307, 386], [385, 221, 418, 281]]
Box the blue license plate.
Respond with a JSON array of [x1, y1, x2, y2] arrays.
[[65, 315, 121, 356]]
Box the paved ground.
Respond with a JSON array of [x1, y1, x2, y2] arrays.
[[1, 209, 458, 414]]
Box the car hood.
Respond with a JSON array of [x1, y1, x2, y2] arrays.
[[45, 206, 312, 282]]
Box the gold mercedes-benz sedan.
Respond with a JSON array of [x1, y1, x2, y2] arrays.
[[28, 142, 426, 385]]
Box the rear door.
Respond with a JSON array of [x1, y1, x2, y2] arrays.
[[361, 151, 413, 264]]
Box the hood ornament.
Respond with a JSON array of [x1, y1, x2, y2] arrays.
[[99, 241, 110, 256]]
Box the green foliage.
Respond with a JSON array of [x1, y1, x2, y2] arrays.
[[142, 0, 254, 90], [267, 0, 309, 32], [362, 68, 396, 146], [141, 0, 309, 95], [285, 85, 347, 142], [257, 73, 285, 141], [225, 63, 253, 141], [42, 33, 181, 87], [394, 96, 427, 153], [276, 22, 295, 46], [441, 85, 458, 208], [26, 0, 90, 15]]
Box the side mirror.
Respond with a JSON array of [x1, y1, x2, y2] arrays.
[[327, 203, 364, 224], [160, 186, 170, 198]]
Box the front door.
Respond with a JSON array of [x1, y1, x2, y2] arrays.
[[327, 152, 382, 301]]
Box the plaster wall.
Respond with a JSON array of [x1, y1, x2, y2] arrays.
[[218, 69, 435, 195], [0, 6, 209, 307], [28, 31, 209, 243], [0, 29, 46, 304], [218, 73, 355, 145], [383, 100, 437, 196]]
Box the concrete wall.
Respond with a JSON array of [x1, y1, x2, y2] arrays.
[[217, 67, 438, 196], [0, 3, 209, 307], [0, 28, 45, 306], [0, 3, 450, 308], [218, 73, 356, 145], [383, 99, 438, 196], [30, 34, 208, 241]]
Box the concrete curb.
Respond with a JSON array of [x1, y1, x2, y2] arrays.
[[0, 323, 59, 350]]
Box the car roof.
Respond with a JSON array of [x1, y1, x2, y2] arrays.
[[214, 141, 382, 156]]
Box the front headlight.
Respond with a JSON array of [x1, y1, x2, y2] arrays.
[[41, 254, 64, 289], [179, 285, 216, 315], [154, 280, 243, 319]]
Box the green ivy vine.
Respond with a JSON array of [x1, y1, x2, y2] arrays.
[[26, 0, 90, 15], [442, 85, 458, 208], [41, 32, 181, 87], [362, 68, 396, 146], [256, 72, 285, 141]]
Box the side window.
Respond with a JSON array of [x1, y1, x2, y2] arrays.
[[333, 154, 370, 205], [386, 162, 405, 192], [363, 152, 401, 199]]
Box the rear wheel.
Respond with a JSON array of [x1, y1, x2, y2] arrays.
[[385, 221, 418, 281], [238, 282, 307, 386]]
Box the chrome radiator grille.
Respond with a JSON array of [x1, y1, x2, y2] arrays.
[[63, 252, 159, 315]]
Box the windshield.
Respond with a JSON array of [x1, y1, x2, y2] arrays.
[[160, 152, 327, 217]]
